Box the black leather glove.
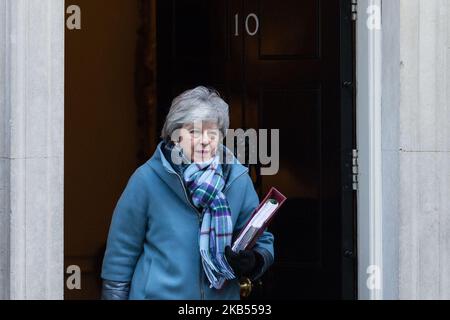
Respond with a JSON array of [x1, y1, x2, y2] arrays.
[[225, 246, 264, 278]]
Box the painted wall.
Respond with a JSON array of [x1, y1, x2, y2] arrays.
[[65, 0, 141, 299]]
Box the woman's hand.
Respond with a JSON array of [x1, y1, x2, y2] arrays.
[[225, 246, 264, 278]]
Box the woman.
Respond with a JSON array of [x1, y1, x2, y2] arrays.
[[101, 86, 274, 300]]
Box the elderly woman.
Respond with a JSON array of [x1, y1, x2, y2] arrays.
[[101, 86, 274, 300]]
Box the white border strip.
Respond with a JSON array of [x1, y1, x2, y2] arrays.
[[356, 0, 383, 300]]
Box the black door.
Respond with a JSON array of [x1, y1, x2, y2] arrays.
[[156, 0, 356, 299]]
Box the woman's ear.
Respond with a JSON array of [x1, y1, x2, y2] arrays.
[[171, 136, 181, 145]]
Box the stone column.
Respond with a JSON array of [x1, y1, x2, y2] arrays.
[[358, 0, 449, 300], [398, 0, 450, 300], [0, 0, 64, 299]]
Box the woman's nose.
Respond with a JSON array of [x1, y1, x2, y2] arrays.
[[201, 130, 210, 144]]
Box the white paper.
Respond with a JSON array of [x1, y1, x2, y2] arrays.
[[232, 198, 278, 252]]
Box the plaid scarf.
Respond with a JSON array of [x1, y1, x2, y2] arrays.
[[182, 153, 236, 288]]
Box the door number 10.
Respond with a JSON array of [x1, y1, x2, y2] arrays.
[[235, 13, 260, 36]]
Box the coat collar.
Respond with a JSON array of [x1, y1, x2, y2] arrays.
[[145, 141, 249, 204]]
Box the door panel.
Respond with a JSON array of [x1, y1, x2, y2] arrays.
[[259, 0, 320, 58]]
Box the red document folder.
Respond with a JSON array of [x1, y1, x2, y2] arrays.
[[217, 187, 287, 289], [233, 186, 287, 250]]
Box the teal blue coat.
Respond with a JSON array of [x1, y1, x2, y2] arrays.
[[101, 141, 274, 299]]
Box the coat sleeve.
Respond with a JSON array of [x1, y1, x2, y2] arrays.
[[233, 173, 275, 281], [101, 168, 149, 282], [101, 279, 130, 300]]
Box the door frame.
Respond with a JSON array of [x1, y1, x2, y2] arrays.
[[355, 0, 384, 300], [340, 0, 358, 300], [153, 0, 361, 300]]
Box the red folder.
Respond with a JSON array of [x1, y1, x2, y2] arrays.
[[217, 186, 287, 290], [234, 186, 287, 250]]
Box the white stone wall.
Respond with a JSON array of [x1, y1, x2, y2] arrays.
[[358, 0, 449, 300], [398, 0, 450, 299], [0, 0, 9, 299], [381, 0, 401, 300], [0, 0, 64, 299]]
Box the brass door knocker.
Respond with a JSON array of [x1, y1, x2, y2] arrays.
[[239, 277, 252, 298]]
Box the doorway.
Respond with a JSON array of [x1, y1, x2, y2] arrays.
[[64, 0, 356, 300]]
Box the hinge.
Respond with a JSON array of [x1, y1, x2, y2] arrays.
[[351, 0, 357, 21], [352, 149, 358, 190]]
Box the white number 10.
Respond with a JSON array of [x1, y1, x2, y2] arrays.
[[235, 13, 260, 36]]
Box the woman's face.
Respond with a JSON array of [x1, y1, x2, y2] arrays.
[[177, 121, 221, 163]]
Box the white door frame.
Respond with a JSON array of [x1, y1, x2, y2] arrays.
[[356, 0, 384, 300]]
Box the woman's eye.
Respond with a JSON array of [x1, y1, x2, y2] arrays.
[[188, 129, 219, 139], [208, 131, 218, 139]]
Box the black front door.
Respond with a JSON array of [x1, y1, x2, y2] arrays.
[[156, 0, 356, 299]]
